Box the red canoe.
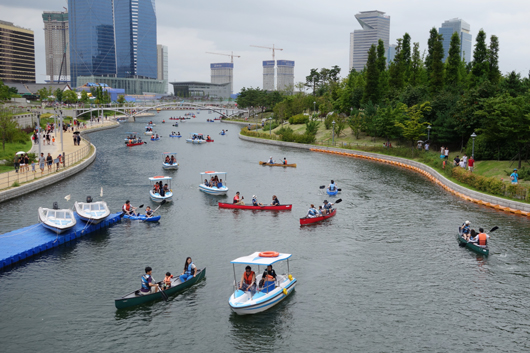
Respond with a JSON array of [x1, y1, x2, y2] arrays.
[[218, 202, 292, 211], [126, 142, 144, 147], [300, 209, 337, 225]]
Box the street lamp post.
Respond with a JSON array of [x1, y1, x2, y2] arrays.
[[471, 132, 477, 158], [60, 110, 64, 152], [313, 101, 316, 118], [37, 113, 41, 157], [269, 117, 273, 137], [332, 120, 336, 146], [427, 125, 431, 141], [350, 107, 353, 116]]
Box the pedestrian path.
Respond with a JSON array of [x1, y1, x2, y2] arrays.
[[0, 120, 117, 191]]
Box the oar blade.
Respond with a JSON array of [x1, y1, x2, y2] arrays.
[[335, 199, 343, 204], [319, 185, 326, 189], [489, 226, 499, 233], [138, 204, 144, 208]]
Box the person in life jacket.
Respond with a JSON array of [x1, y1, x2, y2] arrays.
[[140, 266, 159, 294], [233, 191, 244, 205], [283, 157, 287, 165], [179, 257, 197, 282], [271, 195, 280, 206], [252, 195, 263, 207], [260, 265, 277, 290], [307, 204, 318, 218], [162, 272, 173, 290], [322, 200, 334, 214], [239, 265, 256, 292], [268, 156, 274, 164], [328, 180, 337, 191], [471, 227, 489, 247], [145, 206, 153, 218], [122, 200, 137, 216], [461, 220, 471, 240]]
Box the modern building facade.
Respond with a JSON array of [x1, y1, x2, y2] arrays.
[[157, 44, 168, 93], [42, 11, 70, 83], [170, 81, 231, 99], [387, 44, 397, 64], [349, 10, 390, 72], [262, 60, 275, 91], [76, 76, 165, 96], [0, 20, 35, 83], [276, 60, 294, 92], [68, 0, 158, 89], [439, 18, 472, 63], [211, 63, 234, 95]]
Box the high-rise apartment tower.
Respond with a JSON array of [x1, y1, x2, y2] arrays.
[[349, 10, 390, 72], [42, 11, 69, 83], [157, 44, 168, 93], [276, 60, 295, 92], [0, 20, 35, 83], [438, 18, 472, 63], [262, 61, 275, 91], [211, 63, 233, 94]]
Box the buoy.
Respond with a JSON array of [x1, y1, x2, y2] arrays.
[[283, 288, 288, 295], [288, 274, 293, 281]]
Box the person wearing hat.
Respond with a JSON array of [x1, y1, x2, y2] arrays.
[[251, 195, 263, 207], [267, 156, 274, 164], [322, 200, 334, 214], [461, 220, 471, 241], [510, 169, 519, 185], [233, 191, 245, 205]]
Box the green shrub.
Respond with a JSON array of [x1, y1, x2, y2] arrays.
[[305, 119, 320, 135], [288, 114, 309, 124]]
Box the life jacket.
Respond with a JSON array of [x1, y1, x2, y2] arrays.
[[243, 271, 255, 285], [123, 203, 131, 212], [329, 183, 336, 190], [283, 159, 287, 164], [141, 274, 151, 291], [233, 195, 239, 203], [164, 275, 172, 285], [461, 225, 470, 234], [185, 263, 194, 276], [478, 233, 487, 246], [308, 208, 317, 216], [252, 198, 257, 205], [324, 203, 332, 209]]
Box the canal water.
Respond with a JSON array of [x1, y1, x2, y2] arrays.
[[1, 110, 529, 352]]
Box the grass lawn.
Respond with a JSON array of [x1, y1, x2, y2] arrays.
[[0, 139, 33, 164]]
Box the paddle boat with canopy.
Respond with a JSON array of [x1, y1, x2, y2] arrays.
[[149, 176, 173, 202], [162, 152, 179, 170], [38, 202, 77, 234], [74, 197, 110, 224], [186, 133, 206, 144], [144, 126, 154, 135], [228, 252, 296, 315], [124, 132, 139, 144], [199, 171, 228, 195]]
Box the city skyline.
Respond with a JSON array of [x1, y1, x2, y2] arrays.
[[2, 0, 530, 93]]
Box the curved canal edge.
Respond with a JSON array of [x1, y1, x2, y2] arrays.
[[0, 123, 119, 204], [239, 134, 530, 216]]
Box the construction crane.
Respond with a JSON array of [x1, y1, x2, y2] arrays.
[[205, 51, 240, 63], [250, 44, 283, 61]]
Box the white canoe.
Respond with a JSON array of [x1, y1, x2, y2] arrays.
[[74, 201, 110, 224], [186, 139, 206, 144], [38, 207, 77, 234]]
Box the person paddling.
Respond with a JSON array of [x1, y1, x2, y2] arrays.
[[268, 156, 274, 164], [140, 266, 159, 295], [271, 195, 280, 206], [322, 200, 334, 214], [252, 195, 263, 207], [283, 157, 287, 165], [470, 227, 489, 247], [233, 191, 244, 205], [461, 220, 471, 241], [328, 180, 337, 192], [306, 204, 318, 218], [122, 200, 137, 216]]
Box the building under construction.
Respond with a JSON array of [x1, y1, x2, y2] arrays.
[[42, 11, 69, 83], [276, 60, 295, 92], [210, 63, 233, 95]]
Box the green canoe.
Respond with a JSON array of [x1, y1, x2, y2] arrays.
[[115, 268, 206, 309], [456, 231, 489, 256]]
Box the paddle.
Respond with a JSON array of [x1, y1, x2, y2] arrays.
[[320, 185, 341, 192], [120, 204, 144, 217], [157, 284, 168, 301], [143, 200, 166, 221]]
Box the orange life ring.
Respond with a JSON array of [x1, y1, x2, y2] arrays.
[[259, 251, 279, 257]]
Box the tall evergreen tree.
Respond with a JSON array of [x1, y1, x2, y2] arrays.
[[488, 35, 501, 85], [445, 32, 461, 87], [401, 33, 412, 82], [409, 42, 423, 86], [376, 39, 387, 72], [471, 29, 489, 87], [429, 33, 445, 93], [389, 39, 404, 91], [425, 28, 438, 76], [362, 44, 379, 104]]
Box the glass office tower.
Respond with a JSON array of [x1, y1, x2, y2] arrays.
[[349, 10, 390, 72], [439, 18, 472, 63]]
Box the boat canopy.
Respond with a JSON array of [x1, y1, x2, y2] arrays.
[[149, 176, 172, 181], [161, 152, 177, 155], [230, 252, 292, 266], [125, 132, 138, 134], [200, 171, 227, 176]]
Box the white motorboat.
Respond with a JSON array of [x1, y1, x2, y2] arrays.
[[38, 203, 77, 234], [162, 152, 179, 170], [228, 252, 296, 315], [198, 171, 228, 195], [186, 133, 207, 144], [149, 176, 173, 202], [74, 197, 110, 224]]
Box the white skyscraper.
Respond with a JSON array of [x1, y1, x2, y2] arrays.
[[157, 44, 168, 92], [349, 10, 390, 72], [263, 61, 275, 91], [439, 18, 472, 63], [276, 60, 295, 92], [42, 11, 70, 82], [211, 63, 234, 94]]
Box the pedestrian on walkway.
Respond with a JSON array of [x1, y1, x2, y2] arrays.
[[468, 156, 475, 173], [46, 153, 53, 172], [31, 160, 36, 173], [55, 155, 60, 172], [444, 147, 449, 160], [52, 136, 55, 146], [38, 153, 45, 174], [24, 154, 29, 172], [13, 155, 20, 173]]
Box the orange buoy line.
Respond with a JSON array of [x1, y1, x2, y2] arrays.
[[310, 147, 530, 217]]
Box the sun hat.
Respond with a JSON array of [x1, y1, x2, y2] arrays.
[[465, 221, 470, 225], [252, 195, 256, 199]]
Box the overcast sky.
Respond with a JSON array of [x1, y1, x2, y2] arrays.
[[2, 0, 529, 93]]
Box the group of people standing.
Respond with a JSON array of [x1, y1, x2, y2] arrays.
[[140, 257, 198, 294]]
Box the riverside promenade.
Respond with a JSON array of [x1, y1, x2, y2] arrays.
[[0, 120, 118, 202]]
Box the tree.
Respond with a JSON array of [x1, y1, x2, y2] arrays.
[[470, 29, 489, 87], [376, 103, 406, 145], [376, 39, 387, 73], [0, 80, 10, 100], [348, 110, 363, 139], [409, 42, 423, 86], [117, 95, 126, 105], [395, 102, 432, 150], [389, 39, 404, 91], [425, 28, 439, 76], [62, 90, 77, 103], [488, 35, 501, 85], [54, 88, 64, 102], [0, 108, 19, 152], [446, 32, 461, 87], [80, 90, 89, 103], [429, 32, 445, 93], [401, 33, 412, 82], [306, 69, 321, 96], [295, 82, 306, 95], [37, 87, 52, 102], [362, 44, 379, 104]]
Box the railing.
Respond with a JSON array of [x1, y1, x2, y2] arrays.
[[0, 137, 93, 191]]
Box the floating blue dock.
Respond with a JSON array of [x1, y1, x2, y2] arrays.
[[0, 213, 121, 270]]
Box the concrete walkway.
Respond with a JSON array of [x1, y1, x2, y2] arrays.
[[0, 120, 117, 191]]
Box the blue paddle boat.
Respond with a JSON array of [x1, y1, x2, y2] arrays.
[[326, 188, 338, 196], [169, 134, 182, 138]]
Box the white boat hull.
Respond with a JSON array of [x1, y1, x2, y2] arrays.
[[144, 131, 153, 135], [186, 139, 206, 144], [229, 278, 296, 315], [199, 184, 228, 195], [162, 163, 179, 170], [38, 207, 77, 234], [150, 190, 173, 202], [74, 201, 111, 224]]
